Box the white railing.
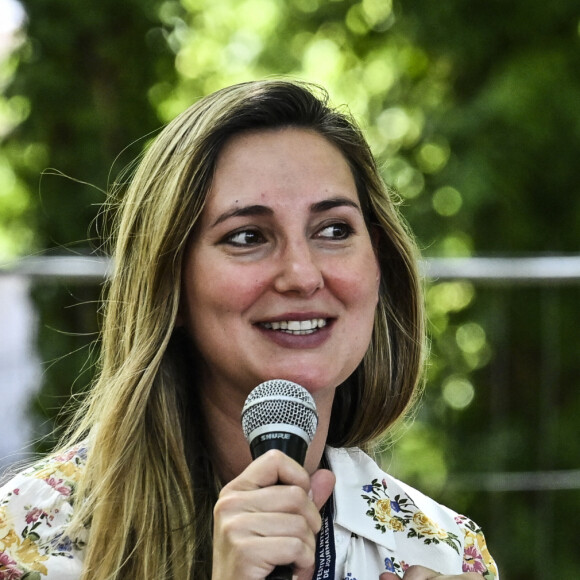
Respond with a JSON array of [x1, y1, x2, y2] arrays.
[[2, 254, 580, 283], [1, 254, 579, 491]]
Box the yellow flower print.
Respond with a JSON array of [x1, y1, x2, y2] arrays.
[[0, 505, 12, 540], [475, 530, 498, 578], [374, 499, 393, 523], [33, 465, 58, 481], [373, 499, 406, 531], [0, 529, 20, 551], [0, 532, 49, 576], [14, 537, 49, 575], [362, 479, 462, 554], [462, 526, 477, 547], [387, 517, 406, 532], [412, 511, 449, 539], [454, 514, 499, 579], [57, 461, 81, 479], [476, 531, 493, 561]]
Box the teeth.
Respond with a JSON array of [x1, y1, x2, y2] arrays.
[[262, 319, 327, 334]]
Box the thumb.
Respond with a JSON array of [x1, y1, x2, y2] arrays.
[[310, 468, 335, 511], [380, 573, 401, 580]]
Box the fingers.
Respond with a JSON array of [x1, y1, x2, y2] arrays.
[[379, 566, 485, 579], [217, 482, 323, 534], [310, 467, 336, 511], [221, 449, 312, 493], [399, 566, 485, 579], [400, 566, 439, 579], [212, 450, 336, 580]]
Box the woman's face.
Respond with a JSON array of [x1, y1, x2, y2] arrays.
[[181, 127, 380, 407]]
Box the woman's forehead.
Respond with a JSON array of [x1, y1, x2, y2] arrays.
[[204, 128, 358, 211]]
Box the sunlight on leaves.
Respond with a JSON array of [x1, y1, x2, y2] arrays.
[[382, 157, 424, 199], [442, 375, 475, 410], [432, 185, 463, 217], [416, 139, 450, 174], [427, 281, 475, 315], [362, 57, 396, 96], [0, 158, 34, 259], [456, 322, 486, 354], [302, 38, 343, 83], [435, 232, 473, 257], [361, 0, 394, 31]]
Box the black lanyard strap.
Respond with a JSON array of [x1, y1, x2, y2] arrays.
[[313, 492, 335, 580]]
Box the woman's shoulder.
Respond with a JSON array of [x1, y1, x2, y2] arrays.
[[0, 443, 88, 579], [1, 443, 88, 505], [326, 446, 463, 529], [326, 446, 499, 579], [2, 442, 87, 483], [327, 446, 470, 523]]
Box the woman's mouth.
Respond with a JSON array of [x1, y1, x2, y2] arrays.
[[260, 318, 328, 335]]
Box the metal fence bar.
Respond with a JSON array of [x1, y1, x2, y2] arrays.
[[448, 469, 580, 492], [1, 254, 579, 493], [420, 255, 580, 283], [0, 255, 111, 282], [2, 255, 580, 283]]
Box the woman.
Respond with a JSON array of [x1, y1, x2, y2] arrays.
[[0, 80, 498, 580]]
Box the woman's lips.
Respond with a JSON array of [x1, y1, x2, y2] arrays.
[[255, 317, 334, 347], [259, 318, 328, 335]]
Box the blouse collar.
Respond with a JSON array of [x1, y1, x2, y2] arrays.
[[325, 446, 397, 552]]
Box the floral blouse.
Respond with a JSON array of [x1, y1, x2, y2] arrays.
[[0, 445, 87, 579], [326, 446, 499, 579], [0, 444, 499, 579]]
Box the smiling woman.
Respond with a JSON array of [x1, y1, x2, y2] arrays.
[[180, 128, 380, 430], [0, 79, 498, 580]]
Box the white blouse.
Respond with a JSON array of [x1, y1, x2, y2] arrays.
[[0, 444, 499, 579], [326, 446, 498, 579]]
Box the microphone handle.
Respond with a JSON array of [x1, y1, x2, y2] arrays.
[[250, 432, 309, 580], [266, 564, 293, 580]]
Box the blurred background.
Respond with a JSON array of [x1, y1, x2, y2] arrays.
[[0, 0, 579, 577]]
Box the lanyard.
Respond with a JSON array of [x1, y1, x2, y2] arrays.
[[313, 493, 335, 580]]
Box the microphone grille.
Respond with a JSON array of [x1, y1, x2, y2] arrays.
[[241, 379, 318, 443]]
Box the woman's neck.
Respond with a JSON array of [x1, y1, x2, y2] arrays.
[[199, 383, 334, 484]]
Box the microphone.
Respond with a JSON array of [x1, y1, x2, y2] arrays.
[[241, 379, 319, 580]]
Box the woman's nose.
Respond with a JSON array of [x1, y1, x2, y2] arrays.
[[273, 241, 324, 296]]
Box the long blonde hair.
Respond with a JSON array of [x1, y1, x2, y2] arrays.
[[61, 79, 425, 579]]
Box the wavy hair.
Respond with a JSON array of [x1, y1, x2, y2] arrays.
[[62, 79, 425, 579]]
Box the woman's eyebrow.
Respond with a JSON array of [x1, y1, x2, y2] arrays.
[[310, 197, 362, 214], [211, 204, 273, 227], [211, 196, 361, 228]]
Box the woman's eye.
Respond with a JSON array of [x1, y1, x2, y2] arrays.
[[317, 222, 354, 240], [224, 229, 265, 247]]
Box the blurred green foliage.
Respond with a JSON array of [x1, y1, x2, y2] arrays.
[[1, 0, 579, 577]]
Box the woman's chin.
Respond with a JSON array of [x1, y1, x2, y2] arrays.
[[258, 372, 340, 400]]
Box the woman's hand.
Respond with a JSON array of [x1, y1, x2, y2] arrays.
[[380, 566, 484, 579], [212, 449, 335, 580]]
